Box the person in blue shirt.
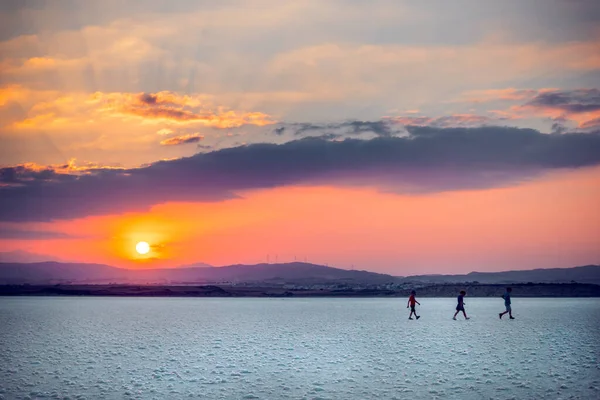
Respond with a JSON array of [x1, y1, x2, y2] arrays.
[[453, 290, 469, 320], [499, 287, 515, 319]]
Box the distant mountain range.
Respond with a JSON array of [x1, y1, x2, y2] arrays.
[[404, 265, 600, 285], [0, 261, 398, 285], [0, 260, 599, 286], [0, 250, 72, 264]]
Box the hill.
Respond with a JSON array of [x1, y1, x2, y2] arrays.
[[404, 265, 600, 285], [1, 261, 599, 286], [0, 261, 398, 285], [0, 261, 127, 284], [0, 250, 72, 263]]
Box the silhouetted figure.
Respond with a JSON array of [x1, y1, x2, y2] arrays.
[[499, 287, 515, 319], [407, 290, 421, 320], [453, 290, 469, 320]]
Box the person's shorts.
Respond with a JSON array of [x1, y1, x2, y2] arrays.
[[505, 305, 511, 312], [456, 305, 464, 311], [410, 305, 416, 312]]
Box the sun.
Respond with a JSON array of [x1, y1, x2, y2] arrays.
[[135, 241, 150, 255]]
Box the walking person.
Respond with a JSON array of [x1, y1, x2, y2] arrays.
[[499, 287, 515, 319], [407, 290, 421, 320], [453, 290, 469, 320]]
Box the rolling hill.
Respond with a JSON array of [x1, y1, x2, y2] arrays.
[[403, 265, 600, 284], [0, 261, 398, 285], [0, 261, 598, 285]]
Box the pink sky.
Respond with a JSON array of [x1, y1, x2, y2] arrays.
[[2, 166, 599, 275]]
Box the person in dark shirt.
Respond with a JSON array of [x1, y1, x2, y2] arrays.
[[453, 290, 469, 320], [499, 287, 515, 319], [407, 290, 421, 320]]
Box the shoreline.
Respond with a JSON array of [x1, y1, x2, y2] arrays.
[[1, 282, 599, 297]]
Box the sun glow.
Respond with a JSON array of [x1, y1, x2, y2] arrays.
[[135, 241, 150, 255]]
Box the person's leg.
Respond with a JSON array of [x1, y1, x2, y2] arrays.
[[508, 306, 514, 319], [462, 310, 469, 319]]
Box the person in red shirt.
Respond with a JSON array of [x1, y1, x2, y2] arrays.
[[407, 290, 421, 320]]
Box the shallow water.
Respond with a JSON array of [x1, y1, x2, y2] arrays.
[[1, 297, 599, 399]]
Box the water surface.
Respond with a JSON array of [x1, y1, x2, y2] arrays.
[[1, 297, 599, 399]]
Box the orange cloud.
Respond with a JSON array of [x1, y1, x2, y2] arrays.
[[123, 106, 202, 122], [0, 84, 29, 106], [160, 133, 204, 146], [7, 89, 275, 130], [111, 92, 275, 128]]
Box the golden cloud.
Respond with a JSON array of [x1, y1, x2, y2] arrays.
[[6, 88, 275, 131], [156, 128, 175, 135], [95, 91, 275, 128]]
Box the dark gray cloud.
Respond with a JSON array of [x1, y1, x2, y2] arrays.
[[138, 93, 159, 105], [284, 120, 400, 137], [551, 122, 568, 135], [0, 165, 77, 186], [525, 89, 600, 114], [1, 126, 600, 222]]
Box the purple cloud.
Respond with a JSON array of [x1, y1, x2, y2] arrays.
[[1, 125, 600, 222]]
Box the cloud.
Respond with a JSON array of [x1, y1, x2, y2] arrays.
[[580, 117, 600, 130], [0, 160, 126, 188], [283, 115, 515, 137], [2, 11, 598, 122], [388, 114, 496, 128], [452, 88, 600, 130], [100, 91, 276, 128], [156, 128, 174, 135], [284, 120, 400, 138], [6, 89, 275, 130], [160, 133, 204, 146], [455, 88, 549, 103], [524, 89, 600, 114], [518, 89, 600, 128], [2, 125, 600, 222], [0, 226, 76, 240], [266, 40, 600, 105]]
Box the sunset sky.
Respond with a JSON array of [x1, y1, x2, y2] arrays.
[[1, 0, 599, 275]]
